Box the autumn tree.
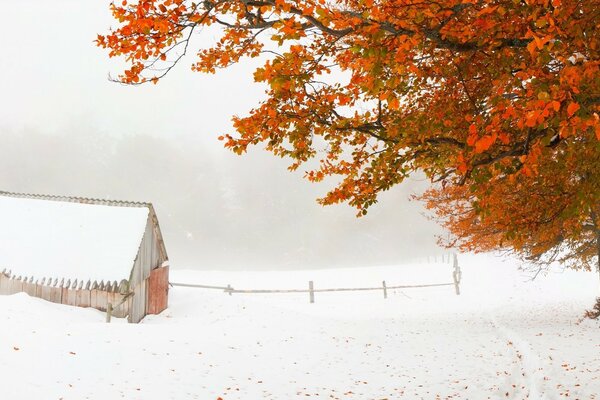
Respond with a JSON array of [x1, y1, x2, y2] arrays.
[[98, 0, 600, 272]]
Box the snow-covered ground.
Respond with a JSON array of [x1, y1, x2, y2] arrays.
[[1, 254, 599, 399]]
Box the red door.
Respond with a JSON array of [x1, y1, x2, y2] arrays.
[[146, 265, 169, 314]]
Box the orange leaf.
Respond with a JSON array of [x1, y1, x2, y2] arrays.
[[525, 110, 541, 127], [499, 132, 510, 145], [567, 102, 580, 117], [474, 135, 496, 153]]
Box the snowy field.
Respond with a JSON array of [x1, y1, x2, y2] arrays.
[[1, 254, 599, 400]]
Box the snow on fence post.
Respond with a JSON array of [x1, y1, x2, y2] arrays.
[[452, 254, 462, 295], [23, 276, 36, 297], [35, 278, 44, 298], [90, 281, 99, 309], [42, 277, 61, 304], [61, 279, 71, 305], [77, 280, 91, 308], [309, 281, 315, 304], [382, 280, 388, 299], [98, 281, 108, 312], [64, 279, 78, 306], [226, 284, 232, 296]]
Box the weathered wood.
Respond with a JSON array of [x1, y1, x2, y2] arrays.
[[129, 280, 146, 323], [41, 279, 62, 304], [8, 276, 23, 295], [96, 285, 108, 312], [0, 272, 11, 295], [35, 278, 44, 298], [118, 279, 128, 294], [452, 254, 462, 296], [111, 293, 129, 318], [382, 280, 387, 299], [77, 287, 91, 308], [106, 302, 113, 323], [22, 277, 36, 297], [67, 287, 78, 306], [309, 280, 315, 304], [226, 284, 233, 295], [90, 287, 99, 309], [60, 279, 70, 304]]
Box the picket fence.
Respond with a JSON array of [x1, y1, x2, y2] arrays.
[[0, 269, 130, 318], [171, 254, 462, 303]]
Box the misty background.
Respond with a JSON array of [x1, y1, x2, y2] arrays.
[[0, 0, 444, 269]]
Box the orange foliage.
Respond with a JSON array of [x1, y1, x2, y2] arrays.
[[98, 0, 600, 266]]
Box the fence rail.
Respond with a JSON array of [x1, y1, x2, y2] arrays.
[[170, 254, 462, 303]]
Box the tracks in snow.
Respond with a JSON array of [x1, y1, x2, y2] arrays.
[[489, 315, 548, 399]]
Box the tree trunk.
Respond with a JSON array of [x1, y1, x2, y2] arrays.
[[596, 229, 600, 284]]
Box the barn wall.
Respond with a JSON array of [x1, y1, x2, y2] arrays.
[[128, 212, 168, 323], [0, 204, 168, 324], [129, 280, 147, 323]]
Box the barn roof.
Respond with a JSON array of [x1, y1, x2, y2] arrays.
[[0, 191, 154, 283]]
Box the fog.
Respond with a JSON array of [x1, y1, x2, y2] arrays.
[[0, 0, 444, 269]]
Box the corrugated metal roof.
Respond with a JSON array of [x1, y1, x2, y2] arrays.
[[0, 190, 161, 283], [0, 190, 151, 208]]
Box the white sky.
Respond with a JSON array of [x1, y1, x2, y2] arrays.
[[0, 0, 445, 269]]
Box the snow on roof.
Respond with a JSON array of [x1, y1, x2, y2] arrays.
[[0, 193, 150, 283]]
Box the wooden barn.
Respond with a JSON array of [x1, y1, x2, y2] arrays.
[[0, 191, 169, 323]]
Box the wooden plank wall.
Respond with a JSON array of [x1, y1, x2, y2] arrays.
[[128, 214, 168, 323], [0, 270, 131, 319]]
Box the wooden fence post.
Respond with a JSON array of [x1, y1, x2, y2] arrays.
[[106, 302, 113, 323], [226, 284, 232, 296], [452, 254, 461, 295], [308, 281, 314, 304], [382, 280, 387, 299]]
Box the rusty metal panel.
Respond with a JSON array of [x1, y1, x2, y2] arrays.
[[146, 266, 169, 315]]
